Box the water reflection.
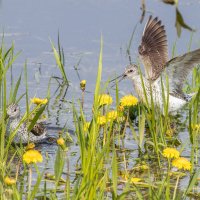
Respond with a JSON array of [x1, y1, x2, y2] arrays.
[[51, 81, 69, 126]]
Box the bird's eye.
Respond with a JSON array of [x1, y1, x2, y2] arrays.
[[129, 70, 133, 73], [14, 108, 17, 112]]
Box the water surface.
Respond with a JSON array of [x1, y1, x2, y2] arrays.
[[1, 0, 200, 196]]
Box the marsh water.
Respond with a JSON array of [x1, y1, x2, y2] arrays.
[[1, 0, 200, 197]]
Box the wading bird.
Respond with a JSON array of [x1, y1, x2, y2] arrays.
[[123, 16, 200, 114]]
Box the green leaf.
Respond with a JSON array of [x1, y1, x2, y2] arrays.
[[50, 39, 69, 84], [112, 147, 117, 198], [94, 36, 103, 108], [162, 0, 176, 5], [176, 8, 195, 37], [54, 147, 65, 182], [11, 74, 22, 103], [183, 169, 200, 198], [27, 105, 46, 132], [29, 166, 44, 200], [139, 110, 145, 148]]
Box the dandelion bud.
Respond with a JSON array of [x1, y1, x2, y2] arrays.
[[4, 177, 16, 186], [57, 137, 67, 150], [80, 80, 86, 91]]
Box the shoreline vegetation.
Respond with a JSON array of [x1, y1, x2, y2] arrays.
[[0, 36, 199, 199]]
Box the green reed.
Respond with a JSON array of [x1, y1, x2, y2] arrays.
[[48, 40, 199, 199], [72, 37, 110, 199], [0, 34, 199, 199], [0, 39, 49, 199], [0, 41, 20, 199], [50, 35, 69, 85]]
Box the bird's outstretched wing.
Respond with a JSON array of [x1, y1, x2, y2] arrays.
[[161, 48, 200, 98], [138, 16, 168, 80]]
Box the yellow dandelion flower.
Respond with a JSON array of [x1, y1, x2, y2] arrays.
[[57, 137, 67, 150], [23, 149, 43, 164], [4, 176, 16, 185], [107, 110, 118, 121], [172, 157, 191, 170], [83, 122, 90, 132], [31, 97, 48, 105], [120, 95, 138, 107], [80, 80, 86, 90], [97, 116, 106, 125], [163, 148, 180, 159], [25, 143, 35, 150], [99, 94, 113, 106], [80, 80, 86, 86], [57, 137, 65, 146], [130, 177, 142, 183], [121, 175, 142, 183]]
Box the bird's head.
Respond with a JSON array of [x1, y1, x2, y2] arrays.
[[7, 103, 20, 119], [123, 64, 139, 79]]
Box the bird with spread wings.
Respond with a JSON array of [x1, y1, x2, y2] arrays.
[[138, 16, 200, 101]]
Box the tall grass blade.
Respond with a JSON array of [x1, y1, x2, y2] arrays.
[[50, 40, 68, 84], [11, 74, 22, 103], [112, 147, 118, 198], [183, 169, 200, 198], [94, 36, 103, 108], [27, 105, 46, 131]]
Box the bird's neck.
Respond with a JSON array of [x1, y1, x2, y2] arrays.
[[10, 115, 20, 123], [131, 74, 147, 84], [131, 74, 150, 103]]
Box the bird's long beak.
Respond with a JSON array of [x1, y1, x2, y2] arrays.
[[109, 73, 127, 88], [110, 73, 126, 83]]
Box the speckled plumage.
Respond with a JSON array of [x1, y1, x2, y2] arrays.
[[123, 65, 194, 114], [7, 103, 47, 143], [122, 16, 200, 114]]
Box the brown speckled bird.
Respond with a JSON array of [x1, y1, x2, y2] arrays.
[[7, 103, 47, 143]]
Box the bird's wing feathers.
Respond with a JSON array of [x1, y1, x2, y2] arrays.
[[31, 123, 46, 136], [161, 48, 200, 97], [138, 16, 168, 80]]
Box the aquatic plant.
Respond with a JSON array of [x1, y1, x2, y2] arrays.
[[31, 97, 48, 105], [163, 147, 180, 159], [172, 157, 192, 171], [120, 94, 138, 107], [0, 35, 199, 200], [98, 94, 113, 106], [23, 149, 43, 164]]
